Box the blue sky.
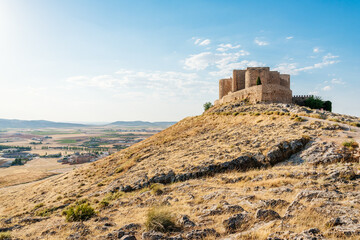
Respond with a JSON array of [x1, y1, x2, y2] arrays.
[[0, 0, 359, 122]]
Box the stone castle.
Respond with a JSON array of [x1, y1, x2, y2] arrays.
[[214, 67, 293, 106]]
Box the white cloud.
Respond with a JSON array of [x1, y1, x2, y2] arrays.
[[322, 85, 332, 91], [254, 38, 269, 46], [313, 47, 320, 53], [184, 52, 213, 70], [193, 38, 211, 46], [194, 38, 201, 45], [66, 69, 216, 100], [274, 53, 339, 75], [216, 43, 241, 52], [286, 36, 294, 40], [183, 50, 251, 74], [331, 78, 345, 84], [199, 39, 211, 46], [309, 91, 319, 95]]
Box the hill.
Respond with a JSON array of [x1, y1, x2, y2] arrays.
[[0, 101, 359, 239], [0, 119, 87, 129]]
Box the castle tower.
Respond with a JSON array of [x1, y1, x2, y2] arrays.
[[245, 67, 270, 88], [219, 78, 232, 99], [232, 70, 246, 92]]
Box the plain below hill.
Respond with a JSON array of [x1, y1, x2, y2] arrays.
[[0, 118, 87, 129], [107, 121, 177, 128]]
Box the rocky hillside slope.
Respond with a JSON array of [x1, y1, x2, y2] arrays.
[[0, 101, 360, 240]]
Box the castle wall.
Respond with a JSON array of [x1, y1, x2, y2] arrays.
[[215, 67, 292, 106], [219, 78, 232, 99], [232, 70, 246, 92], [245, 67, 270, 88], [268, 71, 281, 85], [280, 74, 290, 88], [216, 84, 292, 105], [292, 95, 313, 106]]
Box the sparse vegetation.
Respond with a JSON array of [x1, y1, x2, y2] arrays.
[[150, 183, 164, 195], [145, 207, 177, 232], [0, 232, 11, 240], [203, 102, 213, 111], [63, 203, 95, 222], [342, 140, 359, 149]]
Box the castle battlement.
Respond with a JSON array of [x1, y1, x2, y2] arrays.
[[215, 67, 293, 105]]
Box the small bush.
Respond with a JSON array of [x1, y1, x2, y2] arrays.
[[115, 167, 124, 173], [294, 117, 305, 122], [0, 232, 11, 240], [150, 183, 164, 196], [99, 199, 110, 208], [203, 102, 213, 111], [342, 140, 359, 149], [145, 207, 177, 232], [33, 203, 44, 210], [63, 203, 95, 222], [233, 112, 239, 116], [350, 122, 360, 127]]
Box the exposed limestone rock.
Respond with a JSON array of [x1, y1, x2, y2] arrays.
[[255, 209, 281, 222], [223, 213, 250, 233]]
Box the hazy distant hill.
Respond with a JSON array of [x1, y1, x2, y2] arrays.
[[107, 121, 177, 128], [0, 118, 87, 129]]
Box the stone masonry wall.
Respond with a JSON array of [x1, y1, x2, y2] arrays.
[[232, 70, 246, 92], [219, 78, 232, 99], [215, 67, 292, 106], [245, 67, 270, 88], [217, 85, 292, 105]]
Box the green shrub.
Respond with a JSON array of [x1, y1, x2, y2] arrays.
[[150, 183, 164, 196], [63, 203, 95, 222], [294, 117, 305, 122], [99, 199, 110, 208], [33, 203, 44, 210], [203, 102, 213, 111], [0, 232, 11, 240], [145, 207, 177, 232], [342, 140, 359, 149]]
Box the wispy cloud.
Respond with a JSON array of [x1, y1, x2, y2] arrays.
[[193, 37, 211, 46], [254, 38, 269, 46], [286, 36, 294, 40], [313, 47, 320, 53], [273, 53, 339, 75], [216, 43, 241, 52], [183, 50, 251, 74], [331, 78, 345, 84], [66, 69, 215, 100], [322, 85, 332, 91]]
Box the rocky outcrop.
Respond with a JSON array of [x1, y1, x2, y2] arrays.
[[108, 136, 310, 193]]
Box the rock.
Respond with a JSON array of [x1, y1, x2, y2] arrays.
[[267, 228, 325, 239], [326, 165, 356, 181], [185, 228, 219, 239], [258, 199, 289, 208], [223, 213, 250, 233], [223, 204, 244, 213], [120, 235, 136, 240], [178, 215, 195, 228], [255, 209, 281, 222], [120, 223, 141, 231], [300, 141, 343, 165], [142, 231, 165, 240], [284, 200, 306, 218]]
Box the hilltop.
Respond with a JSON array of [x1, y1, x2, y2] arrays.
[[0, 101, 360, 240]]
